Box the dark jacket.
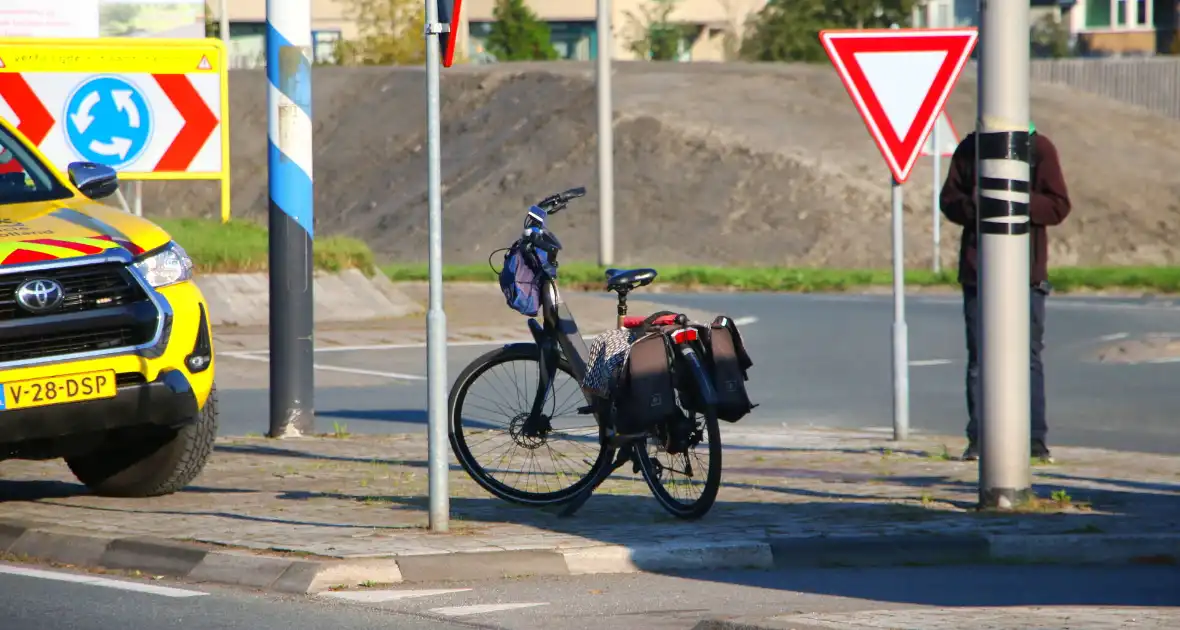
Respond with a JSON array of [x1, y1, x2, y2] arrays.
[[939, 132, 1072, 286]]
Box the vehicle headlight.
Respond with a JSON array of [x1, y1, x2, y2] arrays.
[[133, 242, 194, 288]]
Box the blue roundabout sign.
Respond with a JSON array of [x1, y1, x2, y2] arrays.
[[64, 75, 154, 169]]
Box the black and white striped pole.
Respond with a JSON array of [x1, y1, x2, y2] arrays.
[[976, 0, 1032, 508]]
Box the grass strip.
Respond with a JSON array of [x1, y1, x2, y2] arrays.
[[153, 219, 1180, 292], [158, 218, 375, 275], [382, 262, 1180, 293]]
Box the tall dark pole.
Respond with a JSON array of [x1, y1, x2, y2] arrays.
[[266, 0, 315, 437]]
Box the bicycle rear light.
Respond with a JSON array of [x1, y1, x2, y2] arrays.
[[670, 328, 699, 344]]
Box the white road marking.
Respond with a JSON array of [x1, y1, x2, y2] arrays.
[[909, 359, 953, 367], [1097, 332, 1130, 342], [1146, 357, 1180, 364], [429, 602, 548, 616], [321, 588, 471, 602], [732, 316, 759, 326], [218, 352, 426, 381], [0, 564, 207, 598]]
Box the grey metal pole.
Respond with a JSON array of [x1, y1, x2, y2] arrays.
[[977, 0, 1032, 509], [931, 122, 941, 274], [891, 177, 910, 441], [596, 0, 614, 267], [266, 0, 315, 438], [424, 0, 450, 532], [134, 180, 143, 217], [219, 0, 230, 48]]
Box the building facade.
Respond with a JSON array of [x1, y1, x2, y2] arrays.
[[463, 0, 768, 62], [911, 0, 1177, 55]]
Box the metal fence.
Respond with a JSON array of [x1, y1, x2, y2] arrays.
[[1026, 57, 1180, 120]]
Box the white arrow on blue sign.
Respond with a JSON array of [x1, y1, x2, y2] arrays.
[[63, 75, 154, 169]]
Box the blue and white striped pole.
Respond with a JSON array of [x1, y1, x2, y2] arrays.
[[266, 0, 316, 437]]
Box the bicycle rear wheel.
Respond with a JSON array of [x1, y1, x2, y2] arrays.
[[449, 344, 612, 505], [635, 348, 723, 519], [637, 406, 722, 519]]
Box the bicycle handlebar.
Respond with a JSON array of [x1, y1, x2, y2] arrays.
[[536, 186, 586, 213]]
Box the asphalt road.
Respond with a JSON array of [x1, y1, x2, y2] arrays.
[[3, 561, 1178, 630], [219, 292, 1180, 454], [0, 564, 466, 630]]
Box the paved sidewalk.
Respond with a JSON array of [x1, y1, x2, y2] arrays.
[[695, 606, 1180, 630], [1, 427, 1177, 592]]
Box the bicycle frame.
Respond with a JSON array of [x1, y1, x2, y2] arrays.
[[518, 269, 719, 450], [518, 273, 597, 438]]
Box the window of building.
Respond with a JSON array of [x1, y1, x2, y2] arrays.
[[467, 20, 594, 61], [313, 29, 341, 64], [1086, 0, 1154, 28]]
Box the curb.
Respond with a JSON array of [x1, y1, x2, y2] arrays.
[[196, 269, 422, 328], [2, 519, 1177, 594]]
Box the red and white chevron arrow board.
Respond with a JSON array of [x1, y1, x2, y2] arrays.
[[0, 47, 223, 176]]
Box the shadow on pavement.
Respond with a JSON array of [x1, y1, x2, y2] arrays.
[[679, 563, 1180, 609]]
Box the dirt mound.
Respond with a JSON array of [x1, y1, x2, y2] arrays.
[[142, 62, 1180, 269]]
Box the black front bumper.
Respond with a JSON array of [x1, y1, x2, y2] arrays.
[[0, 369, 199, 445]]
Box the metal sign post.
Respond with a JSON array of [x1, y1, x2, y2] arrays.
[[424, 0, 459, 533], [922, 110, 959, 274], [890, 177, 910, 440], [819, 27, 978, 441], [931, 122, 941, 274], [596, 0, 614, 267], [977, 0, 1033, 509]]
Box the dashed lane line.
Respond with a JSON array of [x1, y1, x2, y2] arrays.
[[320, 588, 472, 603], [429, 603, 549, 617], [0, 564, 207, 598]]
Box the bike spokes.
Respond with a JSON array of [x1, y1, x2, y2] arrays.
[[458, 357, 600, 497], [644, 414, 715, 507]]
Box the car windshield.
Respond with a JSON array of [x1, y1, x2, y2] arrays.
[[0, 125, 73, 206]]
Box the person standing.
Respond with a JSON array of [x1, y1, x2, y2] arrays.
[[939, 121, 1072, 463]]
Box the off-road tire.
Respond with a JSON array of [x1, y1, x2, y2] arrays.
[[66, 385, 219, 498]]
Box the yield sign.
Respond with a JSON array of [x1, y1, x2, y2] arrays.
[[920, 110, 960, 157], [819, 28, 978, 183]]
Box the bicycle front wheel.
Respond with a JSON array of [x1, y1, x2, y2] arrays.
[[449, 344, 612, 506]]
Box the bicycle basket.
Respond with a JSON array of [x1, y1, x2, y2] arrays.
[[498, 240, 547, 317]]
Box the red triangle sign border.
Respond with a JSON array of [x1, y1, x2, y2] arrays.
[[819, 28, 978, 184]]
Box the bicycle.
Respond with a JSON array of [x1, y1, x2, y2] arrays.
[[447, 186, 724, 519]]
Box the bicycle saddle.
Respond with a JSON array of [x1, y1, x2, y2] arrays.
[[605, 267, 658, 292]]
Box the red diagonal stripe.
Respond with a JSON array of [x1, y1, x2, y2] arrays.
[[3, 249, 57, 265], [24, 238, 105, 255], [0, 74, 54, 146], [152, 74, 217, 172]]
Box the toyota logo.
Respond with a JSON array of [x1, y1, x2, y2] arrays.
[[15, 279, 65, 314]]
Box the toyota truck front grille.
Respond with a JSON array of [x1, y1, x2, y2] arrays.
[[0, 263, 146, 320], [0, 262, 162, 365]]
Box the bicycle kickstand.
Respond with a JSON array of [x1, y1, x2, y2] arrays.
[[557, 447, 633, 518]]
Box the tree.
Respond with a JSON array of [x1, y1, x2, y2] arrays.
[[1030, 13, 1071, 59], [740, 0, 916, 63], [337, 0, 426, 65], [485, 0, 559, 61], [625, 0, 691, 61]]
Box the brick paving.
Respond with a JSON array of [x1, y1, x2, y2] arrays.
[[1, 427, 1177, 560]]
